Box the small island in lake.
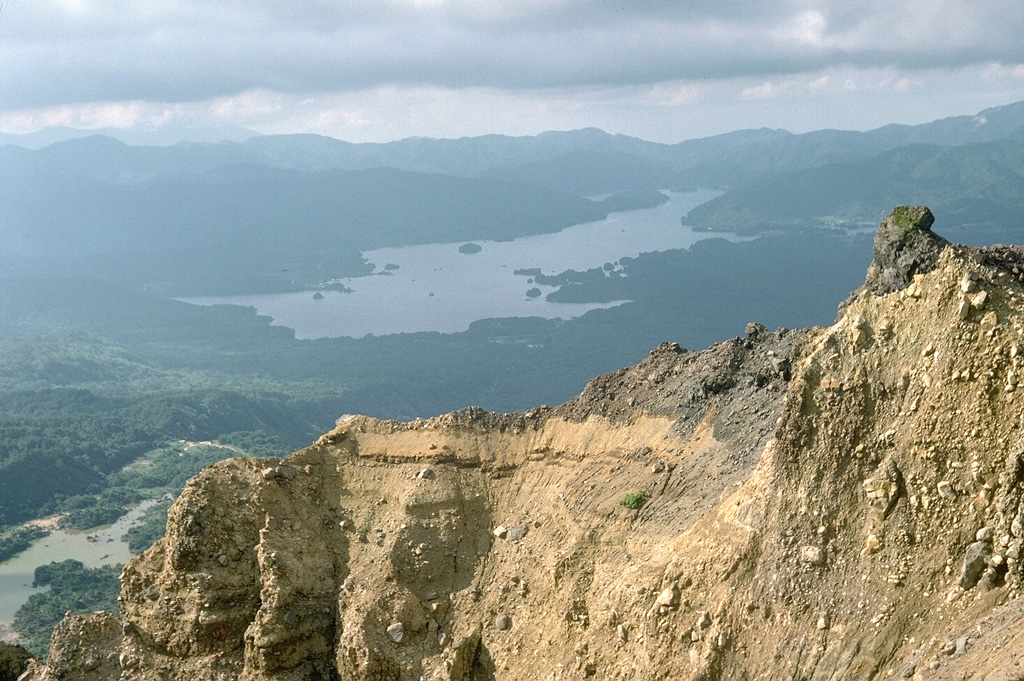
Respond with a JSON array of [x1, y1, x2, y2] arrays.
[[458, 243, 482, 254], [312, 291, 324, 301], [525, 287, 542, 299], [322, 283, 354, 293]]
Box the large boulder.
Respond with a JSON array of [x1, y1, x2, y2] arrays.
[[864, 206, 949, 295]]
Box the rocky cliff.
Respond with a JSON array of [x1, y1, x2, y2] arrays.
[[23, 207, 1024, 680]]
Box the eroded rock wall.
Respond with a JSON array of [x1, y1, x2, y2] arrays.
[[25, 208, 1024, 680]]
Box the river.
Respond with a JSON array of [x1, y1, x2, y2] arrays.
[[0, 500, 159, 635]]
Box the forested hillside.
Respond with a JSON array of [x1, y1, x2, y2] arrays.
[[687, 135, 1024, 236]]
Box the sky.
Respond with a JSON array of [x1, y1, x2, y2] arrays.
[[1, 1, 1024, 144]]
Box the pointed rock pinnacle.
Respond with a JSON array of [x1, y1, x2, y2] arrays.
[[864, 206, 949, 295]]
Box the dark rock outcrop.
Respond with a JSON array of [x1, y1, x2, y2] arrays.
[[0, 641, 32, 681], [864, 205, 949, 295]]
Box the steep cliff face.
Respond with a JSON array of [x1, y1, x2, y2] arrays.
[[24, 207, 1024, 680]]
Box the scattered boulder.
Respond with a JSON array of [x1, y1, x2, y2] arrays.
[[770, 356, 791, 380], [863, 475, 899, 518], [655, 585, 680, 609], [261, 464, 296, 482], [959, 541, 992, 590], [745, 322, 767, 337], [507, 526, 529, 541], [800, 546, 826, 567], [864, 534, 882, 554], [937, 480, 956, 500], [695, 611, 712, 631]]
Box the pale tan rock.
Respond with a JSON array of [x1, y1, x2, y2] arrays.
[[29, 209, 1024, 681]]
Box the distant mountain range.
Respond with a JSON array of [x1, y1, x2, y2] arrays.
[[4, 100, 1024, 295], [0, 123, 260, 149]]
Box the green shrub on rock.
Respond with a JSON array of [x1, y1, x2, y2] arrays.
[[619, 490, 649, 510]]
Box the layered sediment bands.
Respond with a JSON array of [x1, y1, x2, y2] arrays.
[[106, 330, 793, 681], [24, 208, 1024, 680]]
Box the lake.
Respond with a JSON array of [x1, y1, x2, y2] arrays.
[[182, 189, 738, 339]]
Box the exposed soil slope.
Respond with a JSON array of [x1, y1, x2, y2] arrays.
[[22, 207, 1024, 680]]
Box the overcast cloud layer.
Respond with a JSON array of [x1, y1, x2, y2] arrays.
[[1, 0, 1024, 142]]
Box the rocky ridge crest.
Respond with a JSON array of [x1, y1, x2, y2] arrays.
[[22, 208, 1024, 680]]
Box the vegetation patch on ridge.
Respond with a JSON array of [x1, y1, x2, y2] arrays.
[[619, 490, 650, 510]]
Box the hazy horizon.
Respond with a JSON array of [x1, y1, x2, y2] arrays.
[[1, 2, 1023, 144], [4, 96, 1024, 150]]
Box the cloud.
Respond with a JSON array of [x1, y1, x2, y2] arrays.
[[737, 67, 930, 102], [0, 66, 1021, 145], [2, 0, 1023, 112], [1, 1, 1023, 143]]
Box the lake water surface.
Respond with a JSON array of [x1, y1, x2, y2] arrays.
[[183, 189, 739, 338]]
